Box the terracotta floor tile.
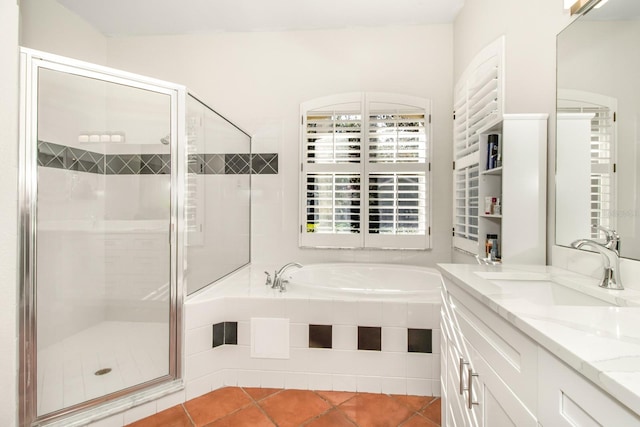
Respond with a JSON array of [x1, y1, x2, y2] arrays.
[[391, 395, 434, 412], [203, 403, 275, 427], [243, 387, 282, 402], [126, 405, 193, 427], [400, 414, 439, 427], [303, 408, 357, 427], [184, 387, 253, 426], [339, 393, 414, 427], [315, 390, 356, 406], [420, 398, 441, 425], [259, 389, 332, 427]]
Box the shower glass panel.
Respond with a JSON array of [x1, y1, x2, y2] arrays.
[[30, 61, 179, 419], [185, 95, 251, 295]]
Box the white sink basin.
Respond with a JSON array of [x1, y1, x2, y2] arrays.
[[475, 271, 615, 307], [475, 271, 550, 281], [532, 281, 614, 307]]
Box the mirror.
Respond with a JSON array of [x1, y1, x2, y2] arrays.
[[556, 0, 640, 259]]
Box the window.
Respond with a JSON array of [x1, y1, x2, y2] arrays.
[[300, 92, 431, 249]]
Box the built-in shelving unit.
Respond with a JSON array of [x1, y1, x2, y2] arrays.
[[454, 114, 547, 264]]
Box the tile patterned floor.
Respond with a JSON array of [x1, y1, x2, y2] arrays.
[[127, 387, 441, 427]]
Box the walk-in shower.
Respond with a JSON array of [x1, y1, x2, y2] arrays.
[[19, 48, 251, 427]]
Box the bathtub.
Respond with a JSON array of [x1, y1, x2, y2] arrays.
[[284, 263, 441, 300], [183, 263, 442, 400]]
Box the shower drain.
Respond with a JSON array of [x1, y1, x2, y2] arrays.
[[94, 368, 112, 376]]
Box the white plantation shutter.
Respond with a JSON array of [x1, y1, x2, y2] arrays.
[[453, 162, 479, 253], [305, 112, 361, 164], [452, 36, 505, 253], [300, 93, 431, 249]]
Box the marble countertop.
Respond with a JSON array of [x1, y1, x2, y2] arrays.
[[437, 263, 640, 417]]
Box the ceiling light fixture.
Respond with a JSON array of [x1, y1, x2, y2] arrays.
[[570, 0, 606, 15]]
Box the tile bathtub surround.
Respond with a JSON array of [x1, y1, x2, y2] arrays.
[[125, 386, 442, 427], [183, 266, 441, 401], [38, 140, 278, 175]]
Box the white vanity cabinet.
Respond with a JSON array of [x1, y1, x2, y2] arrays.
[[440, 270, 640, 427], [441, 275, 537, 426]]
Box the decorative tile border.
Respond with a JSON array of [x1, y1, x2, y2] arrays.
[[38, 141, 278, 175]]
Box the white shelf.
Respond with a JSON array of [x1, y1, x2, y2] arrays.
[[481, 166, 503, 176], [481, 214, 503, 219]]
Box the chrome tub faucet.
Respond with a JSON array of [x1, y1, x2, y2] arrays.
[[267, 262, 303, 292]]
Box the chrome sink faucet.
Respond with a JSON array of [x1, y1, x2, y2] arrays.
[[571, 226, 623, 290], [269, 262, 303, 292]]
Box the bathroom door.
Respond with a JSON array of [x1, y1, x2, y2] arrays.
[[19, 49, 184, 423]]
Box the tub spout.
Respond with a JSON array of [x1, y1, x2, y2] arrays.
[[273, 262, 303, 292]]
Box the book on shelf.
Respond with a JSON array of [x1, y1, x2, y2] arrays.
[[487, 134, 500, 170]]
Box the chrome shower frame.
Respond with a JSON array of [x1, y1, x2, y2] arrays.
[[18, 48, 186, 427]]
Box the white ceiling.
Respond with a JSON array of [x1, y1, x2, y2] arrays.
[[55, 0, 465, 37]]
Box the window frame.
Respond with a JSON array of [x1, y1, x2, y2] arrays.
[[299, 92, 432, 250]]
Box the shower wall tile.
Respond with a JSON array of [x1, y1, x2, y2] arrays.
[[224, 153, 251, 174], [251, 153, 278, 174], [38, 141, 277, 175], [204, 154, 225, 174]]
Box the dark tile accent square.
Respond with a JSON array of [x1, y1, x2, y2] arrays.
[[213, 322, 238, 348], [38, 141, 66, 169], [224, 321, 238, 345], [225, 153, 251, 174], [140, 154, 171, 175], [309, 324, 332, 349], [105, 155, 126, 175], [204, 154, 225, 174], [188, 154, 205, 174], [358, 326, 381, 351], [213, 322, 225, 348], [118, 154, 142, 174], [251, 153, 278, 174], [408, 328, 432, 353]]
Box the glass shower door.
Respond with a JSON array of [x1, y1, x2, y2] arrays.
[[30, 61, 179, 418]]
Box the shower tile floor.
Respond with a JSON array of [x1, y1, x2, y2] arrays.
[[127, 387, 441, 427], [38, 321, 168, 415]]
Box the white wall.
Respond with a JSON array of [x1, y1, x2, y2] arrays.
[[106, 25, 455, 267], [19, 0, 107, 65], [0, 0, 19, 424], [453, 0, 571, 263]]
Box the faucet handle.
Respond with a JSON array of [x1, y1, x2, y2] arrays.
[[264, 271, 272, 286], [592, 225, 620, 252]]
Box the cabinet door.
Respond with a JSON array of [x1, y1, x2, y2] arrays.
[[445, 342, 481, 427], [468, 337, 537, 427], [538, 349, 640, 426]]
